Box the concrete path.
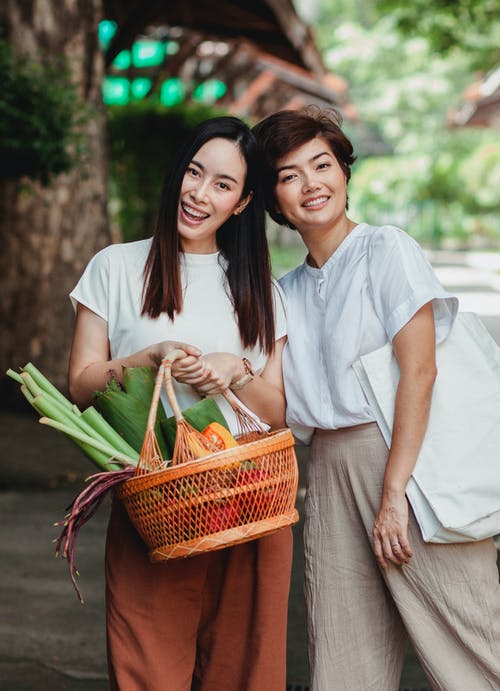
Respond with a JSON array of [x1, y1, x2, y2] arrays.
[[2, 249, 500, 690]]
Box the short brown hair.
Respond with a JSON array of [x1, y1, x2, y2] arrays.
[[253, 106, 356, 228]]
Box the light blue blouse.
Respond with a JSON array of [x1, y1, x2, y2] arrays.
[[279, 223, 458, 443]]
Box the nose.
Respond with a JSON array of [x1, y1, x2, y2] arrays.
[[190, 179, 210, 203], [302, 172, 320, 192]]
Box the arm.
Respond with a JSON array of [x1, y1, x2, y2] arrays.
[[231, 336, 286, 430], [172, 337, 287, 429], [68, 304, 202, 408], [372, 302, 437, 568]]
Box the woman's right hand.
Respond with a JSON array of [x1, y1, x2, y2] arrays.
[[372, 488, 413, 569], [146, 341, 202, 369]]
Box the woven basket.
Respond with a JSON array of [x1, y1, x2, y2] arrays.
[[117, 350, 299, 561]]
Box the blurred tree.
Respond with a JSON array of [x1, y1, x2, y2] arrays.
[[0, 0, 110, 404], [0, 40, 88, 184], [375, 0, 500, 70], [295, 0, 500, 246]]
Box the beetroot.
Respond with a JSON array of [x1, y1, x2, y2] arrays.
[[54, 466, 135, 602]]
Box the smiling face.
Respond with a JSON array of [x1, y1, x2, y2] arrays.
[[274, 137, 349, 236], [177, 137, 251, 253]]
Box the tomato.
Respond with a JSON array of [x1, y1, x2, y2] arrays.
[[206, 498, 241, 533]]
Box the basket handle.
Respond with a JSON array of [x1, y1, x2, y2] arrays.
[[145, 349, 187, 433], [222, 389, 266, 434], [147, 349, 266, 435]]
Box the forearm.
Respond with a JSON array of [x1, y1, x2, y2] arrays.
[[182, 338, 287, 429], [231, 376, 286, 430], [69, 348, 158, 409], [383, 367, 436, 495]]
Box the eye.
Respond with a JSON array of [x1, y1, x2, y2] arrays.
[[217, 181, 231, 191], [279, 173, 297, 183], [317, 162, 331, 170], [187, 165, 200, 177]]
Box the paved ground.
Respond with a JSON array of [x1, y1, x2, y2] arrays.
[[1, 248, 500, 690]]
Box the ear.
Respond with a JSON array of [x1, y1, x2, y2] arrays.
[[233, 191, 253, 216]]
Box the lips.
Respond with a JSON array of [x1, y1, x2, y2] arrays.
[[302, 195, 329, 208], [181, 201, 210, 222]]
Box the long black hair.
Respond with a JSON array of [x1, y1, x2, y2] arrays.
[[142, 116, 276, 354]]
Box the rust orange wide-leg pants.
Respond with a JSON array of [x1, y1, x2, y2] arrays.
[[105, 499, 293, 691]]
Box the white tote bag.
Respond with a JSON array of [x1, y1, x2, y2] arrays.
[[353, 312, 500, 543]]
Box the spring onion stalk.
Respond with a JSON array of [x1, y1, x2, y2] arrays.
[[22, 362, 73, 411], [39, 417, 135, 468], [19, 371, 43, 398], [39, 417, 134, 465], [71, 438, 119, 471], [80, 406, 140, 462], [30, 395, 119, 470], [6, 368, 23, 384], [32, 392, 104, 442], [18, 391, 113, 470], [20, 384, 36, 406], [10, 362, 140, 471]]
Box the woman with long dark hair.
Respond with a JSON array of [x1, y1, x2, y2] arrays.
[[68, 116, 292, 690]]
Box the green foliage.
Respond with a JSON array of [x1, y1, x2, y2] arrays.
[[294, 0, 500, 247], [107, 100, 227, 242], [349, 131, 500, 245], [458, 143, 500, 211], [0, 39, 88, 185], [375, 0, 500, 70], [270, 243, 307, 278], [320, 16, 473, 152]]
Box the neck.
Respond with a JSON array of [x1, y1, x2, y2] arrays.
[[301, 216, 357, 268]]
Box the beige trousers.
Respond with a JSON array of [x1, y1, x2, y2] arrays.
[[305, 423, 500, 691]]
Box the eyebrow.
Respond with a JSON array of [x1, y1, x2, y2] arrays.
[[277, 151, 332, 173], [190, 159, 239, 185]]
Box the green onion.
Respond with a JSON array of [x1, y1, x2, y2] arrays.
[[22, 362, 73, 410], [6, 368, 23, 385], [81, 406, 139, 462], [39, 417, 134, 470]]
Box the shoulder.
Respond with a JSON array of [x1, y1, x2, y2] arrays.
[[88, 238, 151, 271], [278, 264, 305, 295], [271, 278, 287, 310], [110, 238, 152, 261], [368, 224, 422, 256]]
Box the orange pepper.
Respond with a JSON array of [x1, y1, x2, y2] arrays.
[[201, 422, 238, 450]]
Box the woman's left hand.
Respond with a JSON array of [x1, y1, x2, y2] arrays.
[[372, 489, 413, 569], [173, 352, 243, 395]]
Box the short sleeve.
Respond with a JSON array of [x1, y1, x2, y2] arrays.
[[272, 279, 287, 340], [69, 246, 111, 321], [368, 227, 458, 343]]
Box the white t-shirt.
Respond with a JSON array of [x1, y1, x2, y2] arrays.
[[279, 223, 458, 443], [70, 238, 287, 432]]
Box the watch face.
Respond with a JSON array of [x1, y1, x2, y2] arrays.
[[242, 358, 254, 376]]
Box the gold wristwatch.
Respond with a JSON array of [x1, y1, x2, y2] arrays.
[[230, 357, 255, 390]]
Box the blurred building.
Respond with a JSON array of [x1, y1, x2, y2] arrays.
[[101, 0, 356, 121], [449, 66, 500, 130]]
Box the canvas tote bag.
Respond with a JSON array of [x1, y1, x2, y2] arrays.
[[353, 311, 500, 543]]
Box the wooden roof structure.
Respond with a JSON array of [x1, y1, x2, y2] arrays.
[[102, 0, 354, 121], [449, 66, 500, 130]]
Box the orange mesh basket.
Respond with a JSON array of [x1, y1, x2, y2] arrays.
[[117, 350, 299, 561]]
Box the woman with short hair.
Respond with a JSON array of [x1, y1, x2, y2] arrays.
[[254, 106, 500, 691]]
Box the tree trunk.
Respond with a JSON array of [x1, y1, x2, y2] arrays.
[[0, 0, 111, 406]]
